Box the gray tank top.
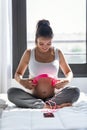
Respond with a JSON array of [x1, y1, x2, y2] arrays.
[[28, 47, 59, 78]]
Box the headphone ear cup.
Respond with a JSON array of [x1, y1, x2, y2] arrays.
[[32, 79, 38, 85], [52, 79, 60, 87], [52, 79, 56, 86]]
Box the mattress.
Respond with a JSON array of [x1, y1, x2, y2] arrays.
[[0, 92, 87, 130]]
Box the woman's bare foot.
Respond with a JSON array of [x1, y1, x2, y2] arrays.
[[43, 104, 52, 109], [56, 103, 72, 108], [43, 103, 72, 109]]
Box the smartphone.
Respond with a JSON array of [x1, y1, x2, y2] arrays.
[[43, 112, 54, 118]]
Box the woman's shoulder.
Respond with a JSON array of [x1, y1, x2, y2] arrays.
[[24, 49, 31, 56], [53, 47, 63, 53], [22, 49, 33, 60], [24, 47, 36, 57], [52, 47, 64, 57], [51, 46, 60, 53], [27, 47, 36, 53]]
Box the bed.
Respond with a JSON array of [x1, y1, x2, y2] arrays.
[[0, 92, 87, 130]]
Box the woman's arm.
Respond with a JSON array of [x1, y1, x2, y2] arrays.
[[14, 49, 35, 89], [55, 49, 73, 89]]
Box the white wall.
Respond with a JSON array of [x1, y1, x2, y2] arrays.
[[69, 78, 87, 93]]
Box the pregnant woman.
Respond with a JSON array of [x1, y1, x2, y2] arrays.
[[7, 19, 80, 109]]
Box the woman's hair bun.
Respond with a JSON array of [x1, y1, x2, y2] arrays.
[[37, 19, 50, 29], [35, 19, 53, 43]]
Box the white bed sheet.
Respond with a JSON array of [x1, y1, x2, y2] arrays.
[[0, 92, 87, 130]]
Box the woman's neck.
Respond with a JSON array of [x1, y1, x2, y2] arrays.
[[36, 47, 50, 54], [35, 47, 54, 62]]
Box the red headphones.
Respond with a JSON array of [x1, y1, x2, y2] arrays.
[[32, 74, 60, 87]]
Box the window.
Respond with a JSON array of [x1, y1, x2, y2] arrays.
[[12, 0, 87, 77], [27, 0, 86, 64]]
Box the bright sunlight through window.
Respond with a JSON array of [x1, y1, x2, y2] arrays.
[[26, 0, 86, 64]]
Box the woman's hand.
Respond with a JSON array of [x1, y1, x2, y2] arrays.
[[55, 78, 69, 89], [20, 78, 37, 89]]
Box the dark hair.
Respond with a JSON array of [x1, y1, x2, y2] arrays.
[[35, 19, 54, 43]]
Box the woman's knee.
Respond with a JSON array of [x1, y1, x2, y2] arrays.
[[7, 88, 19, 102], [64, 86, 80, 103], [71, 87, 80, 103]]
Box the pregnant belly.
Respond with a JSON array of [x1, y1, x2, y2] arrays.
[[33, 78, 55, 99]]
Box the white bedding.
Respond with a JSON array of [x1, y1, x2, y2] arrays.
[[0, 92, 87, 130]]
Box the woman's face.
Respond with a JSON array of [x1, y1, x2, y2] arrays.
[[36, 37, 52, 52]]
